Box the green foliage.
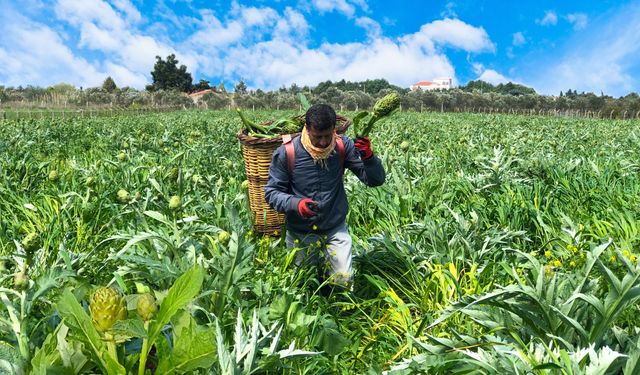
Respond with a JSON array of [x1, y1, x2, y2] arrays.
[[147, 54, 193, 93], [192, 79, 211, 92], [462, 79, 537, 95], [102, 76, 117, 93], [313, 78, 405, 95], [2, 111, 640, 373]]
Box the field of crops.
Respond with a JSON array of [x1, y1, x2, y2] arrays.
[[1, 110, 640, 374]]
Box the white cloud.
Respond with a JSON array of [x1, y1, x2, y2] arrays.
[[225, 38, 456, 89], [512, 32, 525, 46], [104, 61, 149, 88], [0, 6, 104, 87], [355, 16, 382, 39], [529, 3, 640, 96], [55, 0, 126, 29], [537, 10, 558, 26], [566, 13, 588, 30], [274, 7, 309, 41], [478, 69, 509, 85], [79, 22, 121, 51], [232, 2, 279, 28], [473, 63, 512, 85], [54, 0, 199, 82], [401, 18, 495, 53], [0, 0, 496, 91], [309, 0, 367, 18], [441, 2, 457, 18], [111, 0, 142, 23], [188, 11, 244, 48], [219, 18, 493, 89]]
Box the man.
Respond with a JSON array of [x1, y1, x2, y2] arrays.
[[264, 104, 385, 288]]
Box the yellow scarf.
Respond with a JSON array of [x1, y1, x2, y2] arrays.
[[300, 126, 338, 169]]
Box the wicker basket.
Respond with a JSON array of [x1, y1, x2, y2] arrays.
[[237, 115, 351, 235]]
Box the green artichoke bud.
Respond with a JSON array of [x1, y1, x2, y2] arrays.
[[359, 92, 401, 137], [400, 141, 410, 151], [82, 201, 97, 221], [117, 189, 130, 203], [169, 167, 179, 181], [192, 174, 207, 186], [21, 232, 40, 253], [241, 180, 249, 190], [136, 293, 157, 321], [48, 170, 59, 182], [135, 282, 151, 294], [13, 271, 29, 290], [90, 287, 127, 333], [117, 152, 127, 162], [218, 231, 230, 244], [85, 176, 95, 187], [122, 141, 129, 148], [168, 195, 181, 210], [372, 92, 401, 119]]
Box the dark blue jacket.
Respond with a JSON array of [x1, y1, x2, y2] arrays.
[[264, 134, 385, 234]]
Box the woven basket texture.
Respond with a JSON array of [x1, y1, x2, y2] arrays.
[[237, 115, 351, 235]]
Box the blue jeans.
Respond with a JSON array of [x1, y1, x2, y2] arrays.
[[286, 222, 353, 287]]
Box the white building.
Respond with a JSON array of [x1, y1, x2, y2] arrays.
[[410, 78, 453, 91]]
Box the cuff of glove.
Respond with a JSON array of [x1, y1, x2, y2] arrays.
[[362, 153, 376, 163], [289, 197, 302, 214], [361, 152, 373, 160]]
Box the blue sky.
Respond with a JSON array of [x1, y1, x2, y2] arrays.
[[1, 0, 639, 96]]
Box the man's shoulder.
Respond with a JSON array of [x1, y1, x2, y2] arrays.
[[339, 133, 353, 143]]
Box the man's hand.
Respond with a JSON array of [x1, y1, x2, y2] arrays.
[[354, 136, 373, 160], [297, 198, 318, 218]]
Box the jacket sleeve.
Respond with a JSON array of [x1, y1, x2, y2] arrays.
[[343, 136, 386, 187], [264, 146, 301, 214]]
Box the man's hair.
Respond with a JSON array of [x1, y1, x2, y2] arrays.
[[305, 104, 336, 131]]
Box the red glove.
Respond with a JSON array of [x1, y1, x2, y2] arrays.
[[354, 136, 373, 160], [297, 198, 318, 218]]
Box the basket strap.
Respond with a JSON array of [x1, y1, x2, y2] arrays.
[[282, 134, 295, 176], [283, 135, 345, 177], [335, 137, 345, 169]]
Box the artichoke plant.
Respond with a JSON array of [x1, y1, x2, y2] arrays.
[[372, 91, 401, 118], [353, 91, 401, 137], [89, 287, 127, 333], [13, 271, 29, 290], [116, 189, 130, 203], [168, 195, 181, 210], [136, 293, 157, 321], [85, 176, 95, 187], [48, 170, 59, 182], [169, 167, 179, 181], [21, 232, 40, 253], [218, 231, 231, 244]]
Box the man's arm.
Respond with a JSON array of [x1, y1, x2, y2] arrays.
[[343, 136, 385, 187], [264, 146, 302, 213]]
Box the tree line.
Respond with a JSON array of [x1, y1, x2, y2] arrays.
[[1, 54, 639, 118]]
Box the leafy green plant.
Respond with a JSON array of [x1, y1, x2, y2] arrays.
[[51, 265, 206, 374]]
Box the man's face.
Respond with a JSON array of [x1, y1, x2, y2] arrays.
[[306, 126, 334, 149]]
